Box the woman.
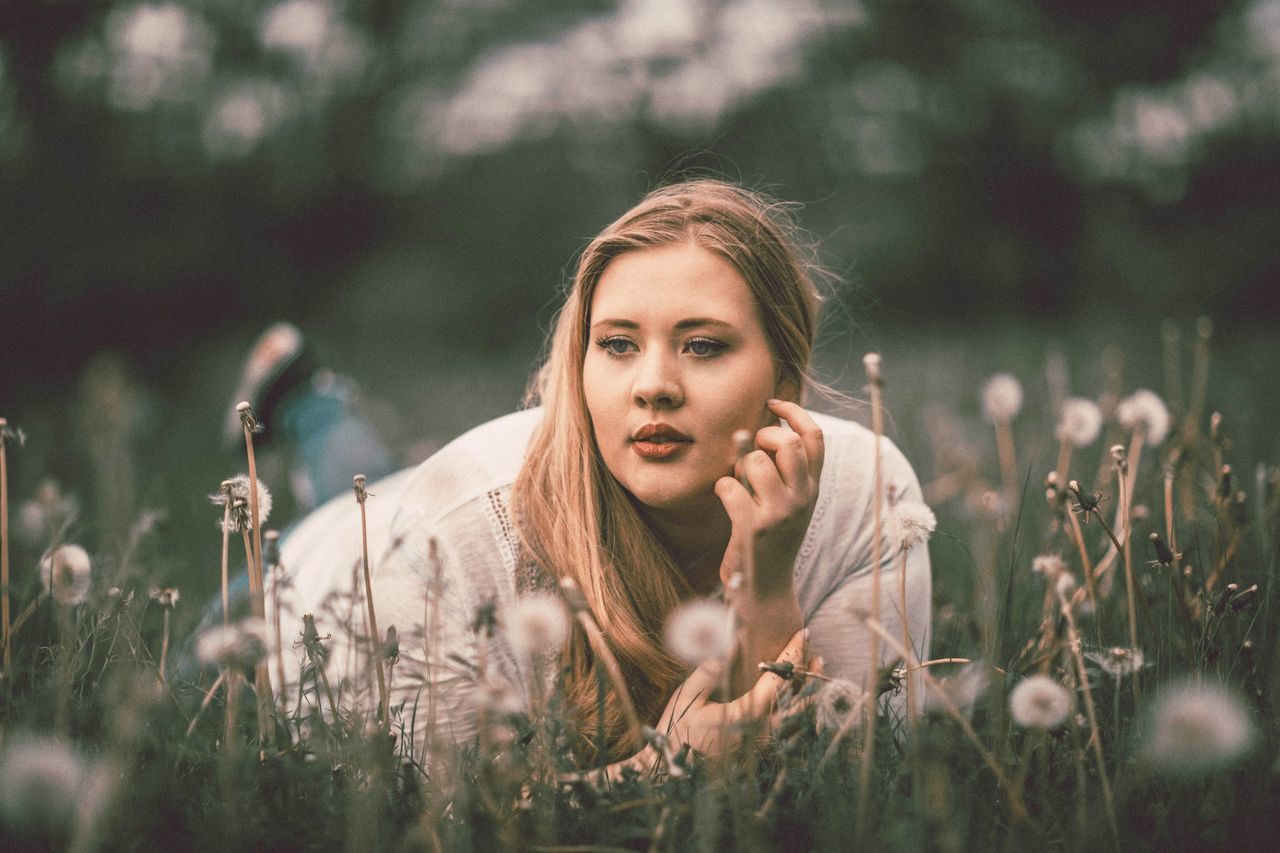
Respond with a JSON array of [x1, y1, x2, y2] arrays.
[[272, 179, 930, 768]]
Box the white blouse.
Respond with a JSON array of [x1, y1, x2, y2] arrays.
[[271, 407, 931, 759]]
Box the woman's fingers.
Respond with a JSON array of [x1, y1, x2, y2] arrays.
[[753, 425, 811, 488], [733, 449, 788, 507], [766, 399, 825, 478]]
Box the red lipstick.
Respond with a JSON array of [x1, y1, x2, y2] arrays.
[[630, 423, 692, 460]]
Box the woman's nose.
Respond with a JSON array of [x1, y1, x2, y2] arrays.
[[631, 352, 684, 409]]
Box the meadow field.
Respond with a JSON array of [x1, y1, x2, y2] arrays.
[[1, 315, 1276, 852]]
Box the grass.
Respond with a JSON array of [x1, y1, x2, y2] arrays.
[[0, 316, 1277, 851]]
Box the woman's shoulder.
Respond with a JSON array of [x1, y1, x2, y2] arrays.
[[395, 407, 544, 522], [807, 409, 916, 479]]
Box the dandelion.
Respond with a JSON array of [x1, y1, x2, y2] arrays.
[[1055, 571, 1078, 602], [882, 500, 937, 551], [39, 545, 92, 606], [1032, 554, 1065, 578], [149, 587, 179, 609], [1117, 389, 1170, 445], [196, 617, 272, 670], [663, 599, 735, 667], [1055, 397, 1102, 447], [1085, 646, 1144, 678], [816, 678, 862, 733], [0, 736, 85, 838], [981, 373, 1023, 423], [922, 662, 988, 716], [210, 474, 272, 532], [1143, 681, 1256, 777], [1009, 675, 1073, 730], [17, 478, 78, 544], [505, 593, 569, 658]]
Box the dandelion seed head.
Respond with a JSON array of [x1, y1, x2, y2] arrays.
[[1054, 397, 1102, 447], [1055, 572, 1078, 601], [1143, 681, 1255, 777], [149, 587, 180, 609], [862, 352, 882, 382], [505, 593, 569, 658], [0, 736, 85, 837], [816, 678, 862, 733], [1085, 646, 1145, 677], [211, 474, 272, 532], [882, 500, 937, 551], [196, 617, 272, 669], [39, 545, 92, 606], [981, 373, 1023, 423], [1009, 675, 1073, 730], [923, 662, 988, 716], [664, 599, 735, 667], [1117, 389, 1170, 445], [1032, 554, 1065, 578]]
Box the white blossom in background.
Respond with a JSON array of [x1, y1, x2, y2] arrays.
[[664, 599, 735, 667], [196, 618, 272, 669], [1055, 397, 1103, 447], [505, 593, 569, 658], [1143, 681, 1256, 777], [260, 0, 331, 55], [1009, 675, 1072, 730], [39, 545, 92, 606], [1085, 646, 1145, 678], [1117, 389, 1171, 445], [104, 3, 213, 111], [816, 678, 862, 733], [923, 662, 988, 716], [0, 736, 86, 837], [202, 81, 291, 160], [1032, 554, 1065, 579], [882, 500, 937, 551], [981, 373, 1023, 423]]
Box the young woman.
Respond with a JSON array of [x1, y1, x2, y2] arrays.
[[271, 179, 931, 767]]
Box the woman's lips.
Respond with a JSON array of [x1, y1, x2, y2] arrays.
[[632, 438, 690, 460]]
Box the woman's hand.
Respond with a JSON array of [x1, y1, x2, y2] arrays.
[[604, 627, 816, 780], [714, 399, 825, 599]]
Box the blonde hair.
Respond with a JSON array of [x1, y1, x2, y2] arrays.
[[512, 179, 821, 765]]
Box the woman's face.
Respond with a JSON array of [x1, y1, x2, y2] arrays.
[[583, 241, 787, 514]]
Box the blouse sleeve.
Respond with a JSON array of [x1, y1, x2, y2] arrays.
[[799, 427, 932, 696]]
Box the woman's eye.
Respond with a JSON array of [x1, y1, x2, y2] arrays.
[[596, 336, 636, 357], [685, 338, 727, 357]]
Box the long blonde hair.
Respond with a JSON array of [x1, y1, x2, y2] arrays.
[[512, 179, 822, 765]]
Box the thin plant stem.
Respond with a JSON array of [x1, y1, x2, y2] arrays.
[[1054, 441, 1072, 493], [0, 417, 10, 673], [1115, 457, 1140, 707], [863, 617, 1028, 822], [1065, 509, 1097, 604], [267, 531, 289, 716], [354, 475, 388, 726], [995, 418, 1017, 513], [899, 549, 917, 728], [857, 354, 885, 836], [159, 608, 171, 684], [220, 495, 232, 628], [238, 403, 276, 752], [1058, 589, 1120, 849], [186, 669, 228, 738]]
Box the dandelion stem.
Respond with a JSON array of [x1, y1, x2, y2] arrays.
[[220, 496, 232, 628], [0, 417, 10, 673], [899, 549, 917, 728], [1115, 457, 1140, 708], [1058, 590, 1120, 849], [354, 475, 389, 727], [160, 608, 171, 685], [858, 355, 885, 836], [239, 403, 276, 753], [863, 617, 1028, 822], [186, 669, 228, 738]]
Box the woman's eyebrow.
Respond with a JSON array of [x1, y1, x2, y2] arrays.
[[589, 317, 735, 331]]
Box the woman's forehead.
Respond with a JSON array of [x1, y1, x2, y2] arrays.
[[589, 243, 760, 327]]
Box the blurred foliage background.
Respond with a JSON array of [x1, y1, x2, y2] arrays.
[[2, 0, 1278, 605]]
